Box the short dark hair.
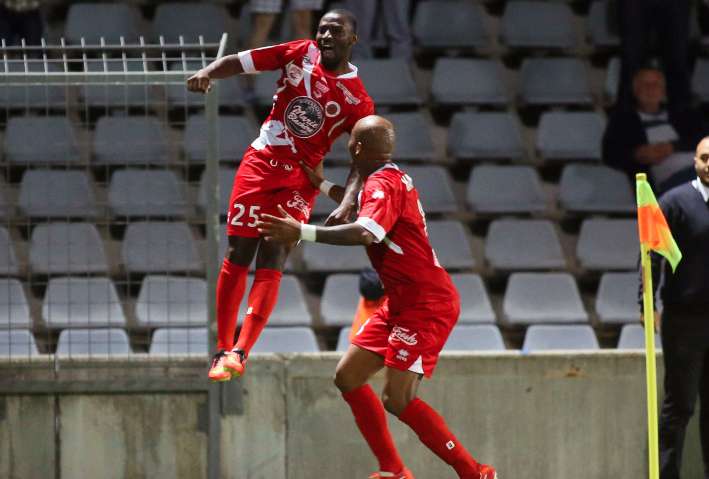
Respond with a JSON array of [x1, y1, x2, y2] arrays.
[[323, 8, 357, 34]]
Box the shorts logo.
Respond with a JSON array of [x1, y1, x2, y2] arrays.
[[396, 349, 410, 361], [286, 190, 311, 218], [286, 62, 304, 87], [325, 101, 341, 117], [389, 326, 418, 346], [336, 81, 361, 105], [285, 96, 324, 138]]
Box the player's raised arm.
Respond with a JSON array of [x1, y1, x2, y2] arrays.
[[300, 161, 346, 204], [186, 54, 244, 93]]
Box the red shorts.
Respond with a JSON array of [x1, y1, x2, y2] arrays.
[[351, 301, 459, 378], [227, 148, 318, 238]]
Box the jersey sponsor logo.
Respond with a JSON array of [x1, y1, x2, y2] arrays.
[[325, 101, 341, 118], [286, 62, 304, 87], [336, 81, 361, 105], [284, 96, 325, 138], [314, 80, 330, 99], [286, 190, 311, 218], [389, 326, 418, 346]]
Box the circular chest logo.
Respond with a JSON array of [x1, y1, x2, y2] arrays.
[[284, 96, 324, 138]]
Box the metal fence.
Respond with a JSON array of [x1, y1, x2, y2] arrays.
[[0, 35, 231, 478]]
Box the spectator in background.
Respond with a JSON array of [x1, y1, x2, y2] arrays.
[[639, 136, 709, 479], [602, 68, 706, 193], [350, 268, 387, 340], [345, 0, 412, 60], [247, 0, 324, 50], [615, 0, 692, 112], [0, 0, 43, 46]]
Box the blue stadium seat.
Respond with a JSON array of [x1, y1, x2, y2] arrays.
[[523, 325, 599, 351], [504, 273, 588, 325], [56, 328, 132, 357], [443, 325, 506, 351], [150, 327, 208, 355], [42, 277, 126, 329]]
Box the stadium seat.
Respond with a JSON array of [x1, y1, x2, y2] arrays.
[[237, 275, 311, 326], [93, 116, 169, 165], [167, 61, 245, 109], [65, 3, 143, 44], [443, 325, 506, 351], [523, 325, 599, 351], [406, 166, 458, 214], [301, 243, 370, 273], [520, 58, 592, 106], [485, 219, 566, 271], [121, 222, 203, 274], [153, 3, 231, 43], [596, 272, 639, 325], [605, 56, 621, 103], [0, 185, 11, 220], [29, 222, 108, 275], [184, 115, 257, 163], [320, 274, 359, 327], [559, 164, 635, 214], [42, 277, 125, 329], [428, 221, 476, 270], [250, 327, 319, 353], [149, 327, 208, 355], [80, 59, 157, 109], [135, 276, 207, 327], [501, 1, 575, 50], [617, 324, 661, 351], [587, 1, 620, 48], [467, 165, 548, 214], [108, 169, 188, 218], [692, 58, 709, 103], [18, 170, 99, 219], [4, 116, 80, 165], [536, 112, 605, 162], [0, 329, 39, 356], [0, 279, 31, 329], [576, 219, 639, 270], [451, 274, 496, 324], [336, 327, 352, 352], [56, 328, 132, 356], [503, 273, 588, 325], [0, 227, 19, 276], [448, 112, 525, 161], [412, 1, 489, 49], [357, 59, 421, 106], [431, 58, 508, 108], [253, 70, 282, 108], [324, 135, 351, 164], [311, 167, 350, 216], [198, 167, 236, 215], [387, 113, 436, 162], [0, 60, 66, 109]]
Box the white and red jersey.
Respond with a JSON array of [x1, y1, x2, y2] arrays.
[[237, 40, 374, 167], [355, 164, 459, 313]]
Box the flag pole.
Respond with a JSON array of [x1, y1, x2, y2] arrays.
[[637, 172, 660, 479]]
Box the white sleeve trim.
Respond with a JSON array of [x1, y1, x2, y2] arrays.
[[237, 50, 257, 74], [356, 217, 386, 243]]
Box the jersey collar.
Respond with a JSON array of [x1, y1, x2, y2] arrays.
[[692, 177, 709, 202]]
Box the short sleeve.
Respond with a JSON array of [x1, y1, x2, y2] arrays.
[[237, 40, 308, 73], [356, 175, 400, 242]]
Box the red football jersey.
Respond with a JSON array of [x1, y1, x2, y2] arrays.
[[355, 164, 459, 312], [238, 40, 374, 167]]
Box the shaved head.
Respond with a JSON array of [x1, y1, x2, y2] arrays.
[[348, 115, 396, 178]]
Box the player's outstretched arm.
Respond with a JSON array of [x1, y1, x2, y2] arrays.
[[186, 54, 245, 93], [325, 166, 361, 226], [258, 206, 375, 246], [300, 161, 346, 204]]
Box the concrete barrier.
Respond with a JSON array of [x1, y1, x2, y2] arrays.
[[0, 352, 703, 478]]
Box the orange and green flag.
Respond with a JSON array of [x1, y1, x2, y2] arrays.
[[636, 173, 682, 271]]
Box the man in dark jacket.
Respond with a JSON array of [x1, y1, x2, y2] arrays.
[[603, 68, 706, 193]]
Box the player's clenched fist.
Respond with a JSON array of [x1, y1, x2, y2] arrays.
[[186, 70, 211, 93]]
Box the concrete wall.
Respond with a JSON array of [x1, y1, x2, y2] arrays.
[[0, 352, 703, 479]]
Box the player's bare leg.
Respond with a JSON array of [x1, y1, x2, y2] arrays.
[[385, 368, 497, 479], [224, 238, 296, 376], [208, 236, 259, 381], [335, 346, 413, 478]]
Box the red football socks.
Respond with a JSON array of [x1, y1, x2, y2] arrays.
[[215, 258, 248, 351], [235, 268, 282, 354], [399, 398, 480, 478], [342, 384, 405, 474]]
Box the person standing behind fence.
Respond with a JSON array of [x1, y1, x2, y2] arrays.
[[640, 136, 709, 479], [248, 0, 324, 50], [345, 0, 413, 60], [186, 9, 374, 382], [0, 0, 43, 47]]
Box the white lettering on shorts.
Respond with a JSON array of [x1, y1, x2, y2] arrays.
[[389, 326, 418, 346], [286, 190, 311, 218]]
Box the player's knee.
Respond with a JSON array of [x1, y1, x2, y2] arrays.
[[333, 366, 354, 392], [381, 390, 409, 417]]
